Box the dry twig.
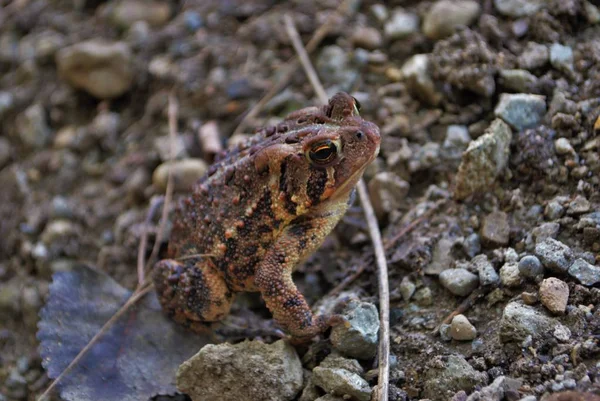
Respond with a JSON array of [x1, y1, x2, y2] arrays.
[[284, 15, 390, 401]]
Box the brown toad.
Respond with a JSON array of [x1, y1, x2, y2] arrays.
[[153, 92, 381, 339]]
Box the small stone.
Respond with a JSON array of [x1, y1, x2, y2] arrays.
[[534, 238, 574, 273], [531, 222, 560, 243], [370, 4, 389, 22], [330, 301, 379, 360], [56, 40, 134, 99], [518, 42, 549, 70], [450, 314, 477, 341], [423, 355, 487, 399], [521, 291, 538, 305], [454, 119, 512, 200], [367, 172, 410, 219], [568, 258, 600, 286], [439, 268, 479, 296], [41, 220, 79, 245], [494, 0, 546, 17], [312, 367, 371, 401], [500, 263, 522, 288], [567, 195, 591, 215], [319, 355, 364, 376], [472, 254, 500, 287], [554, 137, 574, 155], [316, 46, 356, 91], [177, 340, 303, 401], [545, 200, 565, 220], [539, 277, 569, 314], [400, 54, 442, 106], [0, 91, 14, 117], [399, 276, 416, 301], [108, 0, 172, 28], [499, 302, 567, 342], [518, 255, 544, 278], [414, 287, 433, 306], [584, 1, 600, 23], [16, 104, 51, 149], [351, 26, 383, 50], [153, 135, 188, 162], [499, 69, 538, 92], [152, 159, 208, 192], [422, 0, 481, 40], [384, 9, 420, 39], [549, 43, 574, 74], [425, 237, 455, 275], [494, 93, 547, 132], [553, 324, 571, 342], [481, 211, 510, 247], [441, 125, 471, 161]]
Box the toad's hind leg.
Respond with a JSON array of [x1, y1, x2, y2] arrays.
[[153, 257, 234, 333]]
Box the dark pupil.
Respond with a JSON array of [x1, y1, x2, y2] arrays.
[[311, 143, 336, 162]]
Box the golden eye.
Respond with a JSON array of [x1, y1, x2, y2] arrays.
[[308, 140, 338, 165]]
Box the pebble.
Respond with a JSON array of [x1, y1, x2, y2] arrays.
[[384, 9, 420, 39], [414, 287, 433, 306], [399, 276, 416, 301], [312, 367, 371, 401], [152, 158, 208, 192], [0, 91, 14, 117], [330, 301, 379, 360], [549, 43, 574, 74], [426, 237, 456, 275], [454, 119, 512, 200], [472, 254, 500, 287], [450, 314, 477, 341], [499, 69, 538, 92], [481, 211, 510, 247], [40, 220, 79, 245], [422, 0, 481, 40], [463, 234, 481, 258], [153, 135, 188, 161], [585, 1, 600, 23], [518, 42, 549, 70], [400, 54, 442, 106], [316, 46, 356, 91], [521, 291, 538, 305], [494, 0, 546, 17], [545, 199, 565, 220], [531, 222, 560, 244], [351, 26, 383, 50], [518, 255, 544, 278], [107, 0, 172, 28], [56, 40, 134, 99], [367, 172, 409, 219], [439, 268, 479, 296], [370, 4, 389, 23], [499, 302, 567, 342], [494, 93, 547, 132], [15, 104, 51, 149], [423, 355, 487, 399], [177, 340, 303, 401], [500, 263, 522, 288], [441, 125, 471, 161], [568, 258, 600, 286], [534, 238, 574, 272], [554, 137, 575, 155], [539, 277, 569, 314], [567, 195, 591, 215]]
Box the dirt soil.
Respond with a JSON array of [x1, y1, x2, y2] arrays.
[[1, 0, 600, 400]]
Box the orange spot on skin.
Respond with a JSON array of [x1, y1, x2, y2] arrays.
[[217, 243, 227, 252]]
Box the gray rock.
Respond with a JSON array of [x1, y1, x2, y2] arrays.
[[106, 0, 172, 29], [56, 40, 134, 99], [567, 195, 591, 215], [370, 4, 389, 22], [399, 276, 416, 301], [319, 355, 364, 376], [331, 300, 379, 360], [153, 135, 188, 162], [545, 199, 565, 220], [568, 258, 600, 286], [401, 54, 442, 106], [531, 222, 560, 244], [499, 69, 538, 92], [549, 43, 574, 74], [481, 211, 510, 246], [518, 255, 544, 278], [585, 1, 600, 23], [539, 277, 569, 314], [423, 355, 487, 400], [425, 237, 456, 275], [316, 46, 357, 91], [422, 0, 481, 40], [500, 263, 522, 288], [454, 119, 512, 200], [367, 172, 410, 219], [351, 26, 383, 50], [439, 268, 479, 296], [177, 340, 303, 401], [384, 9, 420, 39], [466, 376, 522, 401], [16, 104, 51, 149], [472, 254, 500, 287], [494, 0, 546, 17], [499, 302, 567, 342], [534, 238, 574, 273], [442, 125, 471, 161], [152, 158, 208, 192], [414, 286, 433, 306], [519, 397, 537, 401], [312, 367, 371, 401], [450, 314, 477, 341], [0, 91, 14, 117], [554, 137, 574, 155], [463, 234, 482, 258], [518, 42, 549, 70], [494, 93, 546, 131]]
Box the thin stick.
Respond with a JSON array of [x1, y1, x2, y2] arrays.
[[284, 16, 389, 401], [232, 0, 354, 136], [38, 283, 154, 400], [137, 196, 163, 286]]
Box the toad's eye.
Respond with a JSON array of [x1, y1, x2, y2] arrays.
[[307, 140, 338, 165], [352, 96, 361, 113]]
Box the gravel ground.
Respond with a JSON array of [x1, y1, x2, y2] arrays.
[[0, 0, 599, 400]]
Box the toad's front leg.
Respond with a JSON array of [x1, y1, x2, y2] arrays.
[[254, 215, 341, 340]]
